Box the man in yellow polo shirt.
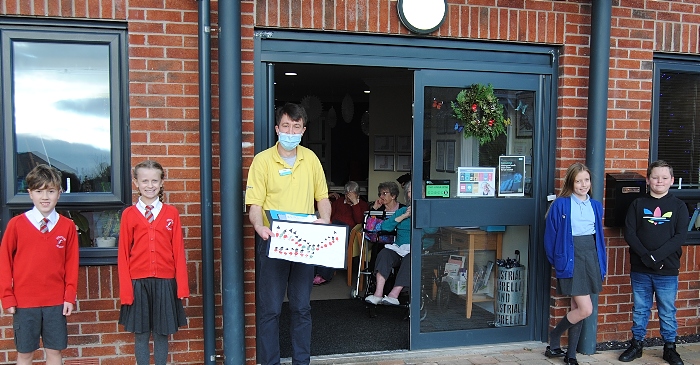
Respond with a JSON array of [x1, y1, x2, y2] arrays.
[[246, 102, 331, 365]]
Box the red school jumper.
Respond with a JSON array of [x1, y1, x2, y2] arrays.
[[0, 214, 79, 309], [117, 204, 189, 305]]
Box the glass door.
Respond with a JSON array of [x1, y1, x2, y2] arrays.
[[409, 69, 553, 349]]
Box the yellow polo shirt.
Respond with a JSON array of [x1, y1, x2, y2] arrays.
[[245, 142, 328, 226]]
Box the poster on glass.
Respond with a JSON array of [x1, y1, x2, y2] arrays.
[[498, 156, 526, 196], [457, 167, 496, 197]]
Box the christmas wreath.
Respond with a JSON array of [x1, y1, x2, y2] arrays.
[[451, 83, 511, 145]]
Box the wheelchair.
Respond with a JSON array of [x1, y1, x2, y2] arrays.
[[350, 213, 449, 320]]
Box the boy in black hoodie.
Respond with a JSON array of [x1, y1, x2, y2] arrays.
[[619, 160, 688, 365]]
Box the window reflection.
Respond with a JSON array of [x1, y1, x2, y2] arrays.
[[423, 86, 534, 198], [658, 71, 700, 189], [420, 225, 529, 332], [13, 41, 112, 194]]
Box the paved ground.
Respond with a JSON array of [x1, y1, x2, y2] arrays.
[[302, 341, 700, 365]]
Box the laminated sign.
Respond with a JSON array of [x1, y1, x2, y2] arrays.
[[268, 220, 349, 269]]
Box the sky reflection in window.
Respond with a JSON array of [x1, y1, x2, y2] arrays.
[[13, 41, 112, 193]]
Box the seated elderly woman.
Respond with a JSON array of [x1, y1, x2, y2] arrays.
[[364, 181, 413, 306], [364, 181, 438, 305], [346, 181, 406, 286], [314, 181, 368, 285]]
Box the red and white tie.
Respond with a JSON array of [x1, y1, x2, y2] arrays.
[[145, 205, 154, 223], [40, 218, 49, 234]]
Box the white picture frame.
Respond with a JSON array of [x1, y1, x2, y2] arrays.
[[435, 140, 446, 172], [374, 154, 395, 171], [396, 135, 411, 153], [374, 135, 395, 152], [396, 155, 411, 172]]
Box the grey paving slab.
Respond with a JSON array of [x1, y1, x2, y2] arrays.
[[303, 341, 700, 365]]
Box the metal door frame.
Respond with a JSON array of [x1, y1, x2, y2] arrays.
[[253, 28, 559, 351], [410, 70, 555, 349]]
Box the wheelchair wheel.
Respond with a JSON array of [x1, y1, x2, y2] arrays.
[[419, 292, 428, 321], [437, 281, 451, 311]]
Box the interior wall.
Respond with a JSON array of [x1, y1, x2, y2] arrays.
[[366, 77, 413, 205]]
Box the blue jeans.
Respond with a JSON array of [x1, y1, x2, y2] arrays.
[[256, 236, 314, 365], [630, 271, 678, 343]]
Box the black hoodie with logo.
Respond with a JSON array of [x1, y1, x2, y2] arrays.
[[624, 193, 688, 276]]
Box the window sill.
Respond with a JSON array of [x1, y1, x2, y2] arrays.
[[79, 247, 117, 266], [685, 231, 700, 246]]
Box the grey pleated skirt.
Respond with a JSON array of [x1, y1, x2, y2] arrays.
[[119, 278, 187, 335], [557, 234, 602, 296]]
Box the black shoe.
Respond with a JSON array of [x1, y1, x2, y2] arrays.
[[564, 355, 578, 365], [619, 338, 643, 362], [545, 346, 566, 358], [663, 342, 684, 365]]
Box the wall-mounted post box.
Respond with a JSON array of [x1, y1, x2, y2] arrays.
[[604, 173, 646, 227]]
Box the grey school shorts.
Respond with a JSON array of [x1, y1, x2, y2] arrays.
[[13, 305, 67, 353]]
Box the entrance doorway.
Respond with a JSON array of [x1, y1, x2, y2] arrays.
[[273, 63, 415, 357], [254, 28, 558, 357]]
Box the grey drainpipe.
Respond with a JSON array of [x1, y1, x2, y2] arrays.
[[581, 0, 611, 355], [219, 0, 246, 364], [197, 1, 216, 364]]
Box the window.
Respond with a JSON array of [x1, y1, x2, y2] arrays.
[[1, 18, 130, 264], [652, 54, 700, 243]]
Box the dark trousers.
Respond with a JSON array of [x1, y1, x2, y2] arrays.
[[314, 266, 335, 281], [256, 235, 314, 365]]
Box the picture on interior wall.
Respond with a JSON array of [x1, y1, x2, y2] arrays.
[[374, 154, 395, 171], [436, 112, 448, 134], [397, 155, 411, 172], [435, 141, 446, 172], [396, 135, 411, 153], [374, 135, 395, 152], [515, 93, 534, 138], [445, 140, 455, 173]]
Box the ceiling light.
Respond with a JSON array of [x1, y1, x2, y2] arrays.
[[364, 90, 370, 94], [285, 72, 297, 76]]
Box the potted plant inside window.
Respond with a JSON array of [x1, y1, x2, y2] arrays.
[[65, 211, 92, 248], [95, 210, 120, 247]]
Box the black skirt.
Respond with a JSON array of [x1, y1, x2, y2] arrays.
[[119, 278, 187, 335], [557, 235, 603, 296]]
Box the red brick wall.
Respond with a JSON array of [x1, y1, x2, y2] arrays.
[[1, 0, 700, 364], [0, 1, 206, 364]]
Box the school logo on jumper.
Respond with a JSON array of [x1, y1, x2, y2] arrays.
[[55, 236, 66, 249], [643, 207, 672, 225], [166, 218, 174, 231]]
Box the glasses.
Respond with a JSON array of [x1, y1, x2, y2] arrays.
[[378, 191, 391, 197]]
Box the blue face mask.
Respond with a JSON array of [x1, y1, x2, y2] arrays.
[[278, 132, 302, 151]]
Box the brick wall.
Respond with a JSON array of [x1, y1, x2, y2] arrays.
[[0, 1, 205, 364], [1, 0, 699, 364]]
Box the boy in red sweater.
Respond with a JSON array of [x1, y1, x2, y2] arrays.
[[0, 164, 79, 365]]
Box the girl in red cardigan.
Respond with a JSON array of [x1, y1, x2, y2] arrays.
[[118, 160, 189, 365]]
